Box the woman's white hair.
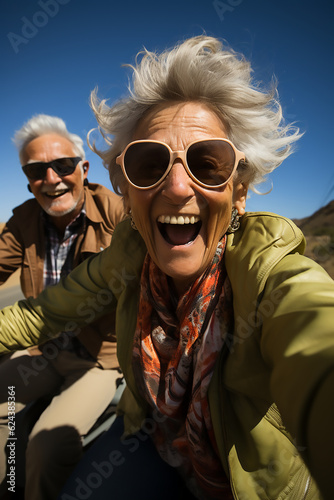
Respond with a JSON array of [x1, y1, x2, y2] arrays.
[[90, 35, 302, 194], [13, 114, 85, 163]]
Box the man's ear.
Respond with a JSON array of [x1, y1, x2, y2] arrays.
[[233, 182, 248, 215], [82, 161, 89, 179]]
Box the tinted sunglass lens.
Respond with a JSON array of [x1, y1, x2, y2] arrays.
[[187, 140, 235, 186], [52, 158, 77, 176], [22, 163, 46, 179], [22, 157, 79, 180], [124, 143, 170, 187]]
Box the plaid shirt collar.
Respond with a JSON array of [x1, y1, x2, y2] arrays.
[[43, 206, 86, 288]]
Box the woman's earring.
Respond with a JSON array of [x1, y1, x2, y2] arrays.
[[129, 211, 138, 231], [227, 207, 240, 233]]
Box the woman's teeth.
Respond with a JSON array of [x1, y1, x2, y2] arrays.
[[157, 215, 202, 245], [157, 215, 200, 225]]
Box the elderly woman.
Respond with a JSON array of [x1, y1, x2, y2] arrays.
[[1, 36, 334, 500]]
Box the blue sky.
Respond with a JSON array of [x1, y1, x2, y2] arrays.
[[1, 0, 333, 222]]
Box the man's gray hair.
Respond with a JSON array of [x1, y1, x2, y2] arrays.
[[13, 114, 85, 163]]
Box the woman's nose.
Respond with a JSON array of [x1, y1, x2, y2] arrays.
[[161, 160, 195, 201]]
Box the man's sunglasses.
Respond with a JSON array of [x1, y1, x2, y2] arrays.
[[116, 139, 245, 190], [22, 157, 82, 180]]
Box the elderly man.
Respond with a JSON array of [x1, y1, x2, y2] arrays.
[[0, 114, 125, 500]]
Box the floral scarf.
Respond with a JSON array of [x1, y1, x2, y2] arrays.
[[132, 238, 234, 499]]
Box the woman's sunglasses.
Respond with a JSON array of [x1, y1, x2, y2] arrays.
[[22, 157, 82, 180], [116, 139, 245, 189]]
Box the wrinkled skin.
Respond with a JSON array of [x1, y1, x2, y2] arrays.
[[22, 133, 89, 234], [123, 101, 248, 295]]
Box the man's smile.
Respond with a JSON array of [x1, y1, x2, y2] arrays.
[[43, 189, 70, 199]]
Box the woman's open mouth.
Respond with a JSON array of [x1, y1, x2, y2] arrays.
[[157, 215, 202, 246]]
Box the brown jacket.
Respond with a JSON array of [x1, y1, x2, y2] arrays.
[[0, 183, 125, 368]]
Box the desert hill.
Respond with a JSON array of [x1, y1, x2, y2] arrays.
[[293, 199, 334, 279]]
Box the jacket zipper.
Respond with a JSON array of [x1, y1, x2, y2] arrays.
[[302, 475, 310, 500]]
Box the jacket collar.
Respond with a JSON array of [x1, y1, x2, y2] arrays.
[[83, 185, 103, 224], [226, 212, 305, 296]]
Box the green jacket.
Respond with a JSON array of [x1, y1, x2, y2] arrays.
[[1, 213, 333, 499]]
